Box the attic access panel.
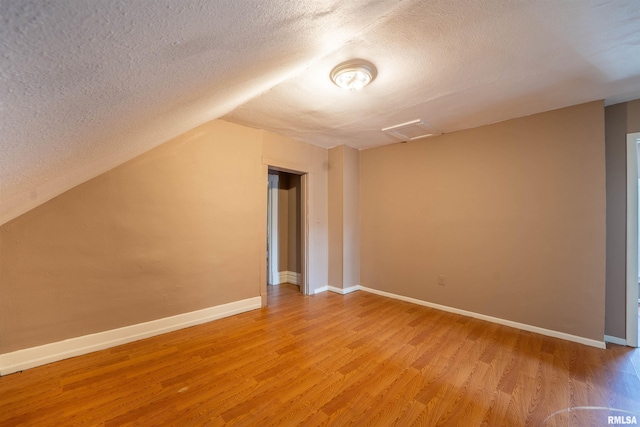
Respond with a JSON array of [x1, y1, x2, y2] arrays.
[[382, 119, 441, 142]]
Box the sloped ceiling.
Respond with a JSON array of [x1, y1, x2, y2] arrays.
[[1, 0, 640, 225]]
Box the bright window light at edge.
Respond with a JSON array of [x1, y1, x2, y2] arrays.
[[330, 60, 377, 91]]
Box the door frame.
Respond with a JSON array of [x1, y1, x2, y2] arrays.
[[625, 132, 640, 347], [266, 173, 279, 286], [261, 160, 311, 304]]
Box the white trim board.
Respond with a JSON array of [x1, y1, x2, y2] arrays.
[[313, 285, 360, 294], [0, 297, 261, 376], [358, 286, 606, 349], [276, 271, 301, 286], [605, 335, 627, 346], [625, 132, 640, 347], [328, 285, 361, 295]]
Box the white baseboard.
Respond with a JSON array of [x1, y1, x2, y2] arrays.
[[0, 296, 261, 376], [604, 335, 627, 346], [315, 285, 361, 294], [358, 286, 606, 349], [328, 285, 361, 295], [275, 271, 300, 285]]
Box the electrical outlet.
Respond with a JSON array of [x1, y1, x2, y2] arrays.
[[438, 275, 446, 285]]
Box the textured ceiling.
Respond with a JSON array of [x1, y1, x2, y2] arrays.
[[1, 0, 640, 224]]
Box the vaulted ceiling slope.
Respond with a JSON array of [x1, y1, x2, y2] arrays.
[[1, 0, 639, 225]]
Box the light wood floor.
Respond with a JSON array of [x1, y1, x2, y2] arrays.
[[1, 284, 639, 426]]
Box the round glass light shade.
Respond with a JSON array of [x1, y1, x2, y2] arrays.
[[330, 60, 377, 91]]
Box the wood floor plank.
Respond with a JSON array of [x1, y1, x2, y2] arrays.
[[1, 283, 639, 426]]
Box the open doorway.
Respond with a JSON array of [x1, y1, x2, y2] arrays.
[[625, 132, 640, 347], [267, 169, 303, 294]]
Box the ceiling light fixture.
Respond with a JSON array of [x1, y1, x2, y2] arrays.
[[330, 60, 377, 91]]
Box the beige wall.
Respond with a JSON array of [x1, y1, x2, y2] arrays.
[[288, 174, 301, 273], [0, 99, 615, 354], [276, 172, 290, 272], [605, 99, 640, 339], [328, 146, 344, 287], [262, 131, 328, 291], [630, 101, 640, 131], [271, 170, 301, 274], [343, 146, 360, 288], [0, 120, 328, 354], [328, 145, 361, 289], [360, 101, 606, 341]]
